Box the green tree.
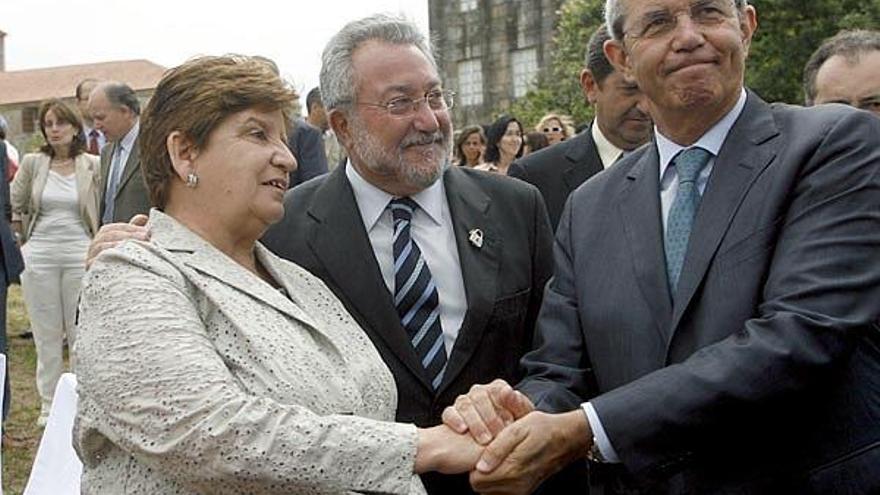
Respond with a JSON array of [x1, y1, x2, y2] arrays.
[[511, 0, 880, 126]]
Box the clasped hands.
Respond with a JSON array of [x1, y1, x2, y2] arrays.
[[437, 379, 591, 495]]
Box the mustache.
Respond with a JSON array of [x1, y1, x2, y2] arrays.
[[401, 131, 447, 148]]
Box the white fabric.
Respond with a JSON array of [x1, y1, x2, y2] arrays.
[[591, 121, 624, 170], [345, 162, 467, 356], [21, 170, 89, 417], [24, 373, 82, 495]]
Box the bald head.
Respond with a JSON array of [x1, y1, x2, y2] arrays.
[[88, 82, 140, 142]]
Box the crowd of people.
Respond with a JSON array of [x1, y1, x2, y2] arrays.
[[0, 0, 877, 493]]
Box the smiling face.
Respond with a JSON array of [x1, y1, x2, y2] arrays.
[[185, 107, 296, 233], [499, 121, 524, 159], [606, 0, 756, 140], [334, 40, 452, 197]]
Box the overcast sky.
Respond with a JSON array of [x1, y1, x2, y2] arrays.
[[2, 0, 429, 95]]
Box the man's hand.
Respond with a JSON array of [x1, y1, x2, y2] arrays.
[[85, 214, 150, 268], [414, 425, 484, 474], [469, 410, 591, 495], [442, 379, 535, 445]]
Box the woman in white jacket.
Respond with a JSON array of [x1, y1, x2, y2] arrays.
[[11, 99, 100, 425]]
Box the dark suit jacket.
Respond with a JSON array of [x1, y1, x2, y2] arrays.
[[99, 135, 151, 224], [287, 119, 328, 188], [0, 141, 23, 286], [263, 165, 556, 494], [508, 125, 605, 231], [519, 92, 880, 493]]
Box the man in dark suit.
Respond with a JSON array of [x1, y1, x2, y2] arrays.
[[444, 1, 880, 493], [286, 117, 328, 187], [0, 140, 24, 420], [509, 24, 651, 231], [89, 82, 151, 225], [262, 14, 557, 494]]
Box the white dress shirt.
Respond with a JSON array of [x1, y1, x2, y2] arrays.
[[591, 121, 625, 169], [582, 88, 748, 463], [345, 163, 467, 356]]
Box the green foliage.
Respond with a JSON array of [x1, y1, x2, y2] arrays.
[[511, 0, 880, 124], [510, 0, 605, 129]]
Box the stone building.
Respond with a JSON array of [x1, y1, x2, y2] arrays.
[[0, 31, 165, 152], [429, 0, 563, 127]]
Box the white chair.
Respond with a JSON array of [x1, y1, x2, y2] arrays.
[[24, 373, 81, 495]]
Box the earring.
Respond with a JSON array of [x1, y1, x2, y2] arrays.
[[186, 172, 199, 188]]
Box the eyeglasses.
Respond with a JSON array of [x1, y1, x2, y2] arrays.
[[355, 90, 455, 117], [625, 0, 736, 40], [542, 127, 562, 133]]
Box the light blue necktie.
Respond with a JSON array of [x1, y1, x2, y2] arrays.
[[102, 144, 125, 224], [665, 147, 712, 294], [389, 198, 447, 390]]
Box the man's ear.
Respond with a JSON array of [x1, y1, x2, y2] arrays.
[[166, 130, 199, 182], [604, 39, 631, 79], [329, 108, 352, 148], [740, 5, 758, 57], [580, 69, 600, 106]]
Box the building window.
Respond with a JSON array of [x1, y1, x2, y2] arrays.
[[22, 106, 39, 134], [457, 59, 484, 107], [460, 0, 477, 12], [511, 48, 539, 98]]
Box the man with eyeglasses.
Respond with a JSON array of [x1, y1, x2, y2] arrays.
[[260, 15, 560, 494], [443, 0, 880, 493], [509, 24, 652, 231]]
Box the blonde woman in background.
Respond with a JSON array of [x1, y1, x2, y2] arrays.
[[536, 112, 576, 145], [11, 99, 100, 426]]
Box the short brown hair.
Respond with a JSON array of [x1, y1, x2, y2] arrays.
[[38, 99, 86, 158], [140, 55, 296, 208]]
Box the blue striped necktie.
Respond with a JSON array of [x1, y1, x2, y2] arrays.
[[389, 198, 447, 390], [665, 147, 712, 294]]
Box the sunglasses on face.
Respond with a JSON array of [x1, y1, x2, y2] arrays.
[[543, 127, 562, 133]]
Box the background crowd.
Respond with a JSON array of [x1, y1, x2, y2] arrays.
[[0, 1, 878, 494]]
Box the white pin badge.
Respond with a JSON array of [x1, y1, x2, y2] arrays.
[[468, 228, 484, 248]]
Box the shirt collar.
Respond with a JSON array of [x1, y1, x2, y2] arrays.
[[591, 120, 624, 169], [656, 88, 747, 178], [118, 120, 140, 153], [345, 160, 446, 231]]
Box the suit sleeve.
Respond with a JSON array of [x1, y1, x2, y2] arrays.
[[507, 159, 528, 181], [74, 244, 418, 495], [288, 124, 328, 187], [592, 110, 880, 474], [517, 195, 598, 412], [522, 185, 555, 360], [10, 154, 34, 223]]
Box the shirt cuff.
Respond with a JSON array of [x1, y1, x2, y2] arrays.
[[581, 402, 621, 463]]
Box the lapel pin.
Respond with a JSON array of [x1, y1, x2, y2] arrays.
[[468, 228, 484, 249]]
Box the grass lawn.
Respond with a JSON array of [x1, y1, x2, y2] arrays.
[[3, 285, 52, 495]]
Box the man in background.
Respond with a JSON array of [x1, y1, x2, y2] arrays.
[[305, 87, 346, 170], [76, 78, 107, 154], [509, 24, 651, 231], [89, 82, 150, 224], [803, 29, 880, 116]]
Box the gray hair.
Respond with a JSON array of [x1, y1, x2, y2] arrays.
[[319, 14, 437, 111], [803, 29, 880, 105], [98, 81, 141, 116], [605, 0, 749, 41]]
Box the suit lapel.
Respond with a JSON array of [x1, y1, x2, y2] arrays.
[[305, 167, 434, 390], [438, 167, 500, 393], [99, 144, 113, 214], [616, 144, 674, 341], [116, 137, 140, 191], [670, 92, 781, 334], [563, 127, 604, 194]]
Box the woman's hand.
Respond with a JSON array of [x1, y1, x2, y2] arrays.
[[414, 424, 484, 474]]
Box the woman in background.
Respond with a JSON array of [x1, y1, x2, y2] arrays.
[[11, 99, 100, 426], [454, 125, 486, 167], [536, 112, 575, 146], [476, 115, 523, 175], [74, 55, 480, 494]]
